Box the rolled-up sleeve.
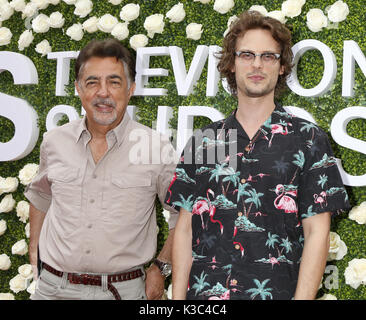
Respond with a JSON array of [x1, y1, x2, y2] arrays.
[[24, 134, 52, 213]]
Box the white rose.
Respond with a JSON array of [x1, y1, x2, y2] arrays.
[[186, 22, 203, 40], [63, 0, 77, 4], [193, 0, 211, 3], [120, 3, 140, 22], [108, 0, 122, 5], [281, 0, 304, 18], [27, 281, 36, 295], [74, 0, 93, 18], [9, 274, 28, 293], [32, 13, 50, 33], [31, 0, 49, 10], [166, 2, 185, 23], [162, 209, 170, 224], [0, 27, 12, 46], [0, 219, 7, 236], [82, 16, 99, 33], [97, 14, 118, 33], [306, 8, 328, 32], [18, 163, 39, 185], [17, 29, 34, 51], [48, 0, 61, 5], [327, 231, 347, 261], [111, 22, 129, 41], [18, 264, 33, 280], [0, 177, 18, 193], [0, 2, 14, 22], [248, 5, 268, 16], [0, 293, 15, 300], [21, 2, 38, 19], [49, 11, 65, 28], [35, 39, 51, 56], [317, 293, 337, 300], [16, 200, 30, 223], [0, 254, 11, 270], [66, 23, 84, 41], [344, 258, 366, 289], [213, 0, 234, 15], [129, 34, 148, 51], [25, 222, 30, 238], [327, 0, 349, 23], [227, 15, 238, 28], [0, 194, 16, 213], [9, 0, 26, 12], [144, 14, 164, 38], [11, 239, 28, 256], [266, 10, 287, 24], [349, 201, 366, 225]]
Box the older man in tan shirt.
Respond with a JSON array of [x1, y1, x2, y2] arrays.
[[25, 39, 178, 300]]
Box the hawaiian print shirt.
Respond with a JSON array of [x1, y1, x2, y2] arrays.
[[165, 103, 350, 300]]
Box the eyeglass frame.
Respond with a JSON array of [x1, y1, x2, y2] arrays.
[[234, 51, 281, 64]]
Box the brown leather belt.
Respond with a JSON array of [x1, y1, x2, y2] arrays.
[[41, 262, 143, 300]]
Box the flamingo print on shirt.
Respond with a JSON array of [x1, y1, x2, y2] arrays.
[[165, 104, 350, 300]]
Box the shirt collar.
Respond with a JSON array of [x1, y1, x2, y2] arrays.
[[223, 102, 293, 140], [75, 112, 131, 147]]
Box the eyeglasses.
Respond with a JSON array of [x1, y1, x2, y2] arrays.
[[234, 51, 281, 64]]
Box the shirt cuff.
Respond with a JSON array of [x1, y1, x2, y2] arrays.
[[24, 188, 51, 214]]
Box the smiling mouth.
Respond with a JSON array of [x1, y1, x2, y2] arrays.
[[93, 102, 115, 113]]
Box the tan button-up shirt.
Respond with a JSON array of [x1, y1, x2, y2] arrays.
[[25, 113, 178, 273]]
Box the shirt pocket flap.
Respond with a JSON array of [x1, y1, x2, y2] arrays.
[[111, 174, 152, 188], [48, 167, 79, 183]]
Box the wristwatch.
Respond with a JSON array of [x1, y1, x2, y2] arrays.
[[153, 258, 172, 278]]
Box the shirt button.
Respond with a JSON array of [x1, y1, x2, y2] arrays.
[[87, 224, 92, 229], [241, 178, 246, 184], [92, 174, 97, 179], [86, 250, 90, 254], [90, 199, 95, 204]]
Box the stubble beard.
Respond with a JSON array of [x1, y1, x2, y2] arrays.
[[93, 109, 117, 126], [240, 75, 277, 98], [91, 98, 118, 126], [242, 83, 275, 98]]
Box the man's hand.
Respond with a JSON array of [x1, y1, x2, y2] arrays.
[[145, 263, 165, 300]]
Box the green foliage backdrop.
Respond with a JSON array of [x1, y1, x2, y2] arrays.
[[0, 0, 365, 299]]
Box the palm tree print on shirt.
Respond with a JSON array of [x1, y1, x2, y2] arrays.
[[165, 104, 350, 299]]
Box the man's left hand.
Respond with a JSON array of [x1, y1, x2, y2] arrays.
[[145, 264, 165, 300]]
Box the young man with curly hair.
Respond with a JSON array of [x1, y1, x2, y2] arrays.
[[166, 11, 349, 300]]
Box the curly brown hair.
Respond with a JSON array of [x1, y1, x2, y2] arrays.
[[217, 10, 293, 97]]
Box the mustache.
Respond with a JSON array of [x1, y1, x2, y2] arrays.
[[92, 98, 116, 108]]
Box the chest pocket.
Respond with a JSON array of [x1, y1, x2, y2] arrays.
[[48, 166, 81, 205], [49, 167, 80, 183], [48, 167, 80, 195], [47, 166, 81, 235], [101, 173, 153, 223]]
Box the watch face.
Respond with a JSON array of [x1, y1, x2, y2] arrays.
[[162, 264, 172, 277]]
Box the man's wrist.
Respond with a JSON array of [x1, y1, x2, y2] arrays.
[[153, 258, 172, 278]]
